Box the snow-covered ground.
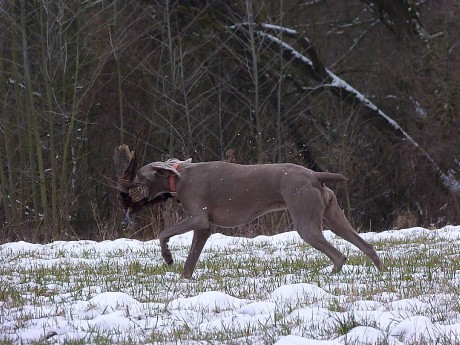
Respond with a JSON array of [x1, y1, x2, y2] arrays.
[[1, 226, 460, 344]]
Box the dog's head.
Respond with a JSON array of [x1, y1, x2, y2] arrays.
[[114, 145, 179, 219]]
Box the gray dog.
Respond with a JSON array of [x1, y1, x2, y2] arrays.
[[115, 145, 383, 278]]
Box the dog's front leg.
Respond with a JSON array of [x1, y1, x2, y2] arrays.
[[182, 228, 212, 278], [159, 215, 210, 268]]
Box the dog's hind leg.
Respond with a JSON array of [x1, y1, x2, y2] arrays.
[[322, 187, 383, 270], [182, 228, 212, 279], [298, 225, 348, 273], [286, 189, 347, 273]]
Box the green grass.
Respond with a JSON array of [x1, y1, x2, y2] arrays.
[[1, 229, 460, 344]]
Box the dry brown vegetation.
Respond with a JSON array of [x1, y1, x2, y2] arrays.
[[0, 0, 459, 242]]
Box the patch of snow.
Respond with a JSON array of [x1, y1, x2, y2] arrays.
[[2, 226, 460, 343]]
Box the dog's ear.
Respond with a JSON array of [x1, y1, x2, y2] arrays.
[[149, 164, 181, 177]]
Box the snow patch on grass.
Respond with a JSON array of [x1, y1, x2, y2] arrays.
[[1, 226, 460, 344]]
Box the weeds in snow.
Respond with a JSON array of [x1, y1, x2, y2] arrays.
[[1, 227, 460, 344]]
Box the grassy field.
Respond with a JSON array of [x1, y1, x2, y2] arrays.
[[1, 226, 460, 344]]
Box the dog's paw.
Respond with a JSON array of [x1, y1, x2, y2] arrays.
[[162, 254, 174, 266], [181, 272, 192, 279], [129, 185, 148, 202], [161, 248, 174, 266]]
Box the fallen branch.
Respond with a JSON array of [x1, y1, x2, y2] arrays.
[[227, 23, 460, 195]]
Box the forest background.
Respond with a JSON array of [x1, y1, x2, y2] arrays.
[[0, 0, 459, 243]]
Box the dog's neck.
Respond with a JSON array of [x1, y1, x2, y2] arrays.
[[168, 163, 180, 195]]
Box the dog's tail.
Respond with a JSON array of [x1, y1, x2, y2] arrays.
[[315, 172, 347, 183]]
